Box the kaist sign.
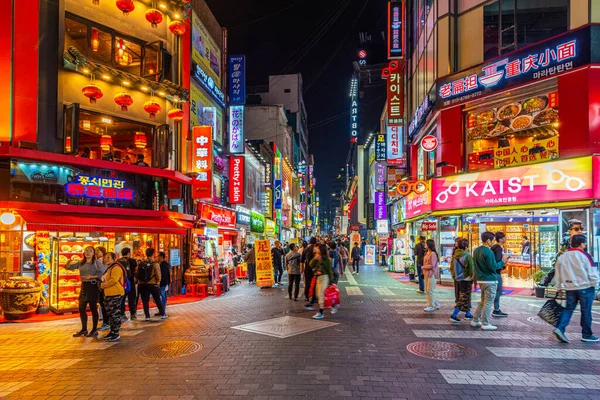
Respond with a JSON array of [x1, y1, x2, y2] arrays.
[[436, 26, 591, 108], [66, 175, 134, 201]]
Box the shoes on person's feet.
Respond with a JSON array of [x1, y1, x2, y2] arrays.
[[581, 335, 599, 342], [86, 330, 98, 337], [108, 333, 120, 342], [435, 300, 441, 310], [312, 312, 324, 320], [481, 324, 498, 331], [554, 328, 569, 343], [449, 316, 461, 323], [464, 314, 474, 321], [98, 323, 110, 331], [416, 290, 424, 294], [304, 305, 314, 311], [294, 298, 299, 301], [424, 307, 435, 312], [331, 305, 339, 315], [492, 310, 508, 318], [161, 314, 168, 319], [73, 330, 88, 337], [470, 320, 482, 328], [103, 332, 116, 341], [145, 317, 151, 322]]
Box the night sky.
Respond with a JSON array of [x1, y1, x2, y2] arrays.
[[205, 0, 389, 215]]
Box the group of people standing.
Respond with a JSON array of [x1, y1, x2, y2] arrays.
[[66, 246, 172, 341]]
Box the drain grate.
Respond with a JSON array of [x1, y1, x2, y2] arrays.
[[406, 341, 477, 361], [137, 340, 203, 359]]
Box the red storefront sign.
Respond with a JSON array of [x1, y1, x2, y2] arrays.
[[421, 135, 438, 152], [421, 221, 437, 231], [200, 203, 236, 229], [383, 60, 404, 125], [229, 155, 245, 204], [191, 126, 213, 199]]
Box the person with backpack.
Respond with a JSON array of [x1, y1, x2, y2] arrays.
[[138, 248, 167, 321], [490, 232, 508, 318], [100, 252, 126, 342], [449, 239, 475, 323], [157, 251, 171, 316], [117, 247, 138, 321], [328, 241, 341, 284], [285, 244, 302, 301]]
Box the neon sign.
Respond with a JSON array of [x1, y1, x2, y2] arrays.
[[350, 76, 359, 140], [228, 106, 245, 154], [436, 26, 591, 108], [193, 63, 226, 107], [65, 175, 134, 201], [387, 1, 404, 59]]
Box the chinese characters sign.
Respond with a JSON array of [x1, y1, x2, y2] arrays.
[[255, 240, 274, 288], [385, 61, 404, 125], [200, 203, 236, 229], [228, 106, 245, 154], [191, 126, 213, 199], [374, 191, 387, 220], [436, 27, 590, 108], [65, 175, 134, 201], [228, 55, 246, 105], [386, 125, 404, 166], [375, 133, 386, 161], [229, 156, 245, 204], [387, 1, 404, 59]]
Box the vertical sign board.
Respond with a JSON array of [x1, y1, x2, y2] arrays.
[[386, 125, 405, 166], [264, 188, 273, 217], [350, 76, 359, 141], [229, 155, 245, 204], [375, 132, 387, 161], [386, 61, 404, 125], [387, 1, 405, 59], [191, 126, 213, 199], [367, 203, 375, 230], [255, 240, 274, 287], [228, 55, 246, 105], [274, 179, 282, 210], [375, 163, 387, 191], [365, 245, 376, 265], [375, 191, 387, 220], [228, 106, 245, 154]]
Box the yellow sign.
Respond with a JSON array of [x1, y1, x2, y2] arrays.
[[255, 240, 274, 287], [265, 219, 275, 234], [192, 12, 222, 89], [369, 153, 375, 165], [495, 136, 558, 168], [190, 84, 224, 145]]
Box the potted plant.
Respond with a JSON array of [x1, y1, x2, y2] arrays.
[[533, 270, 547, 298], [408, 264, 416, 281]]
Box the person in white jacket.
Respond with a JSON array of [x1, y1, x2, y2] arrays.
[[553, 234, 599, 343]]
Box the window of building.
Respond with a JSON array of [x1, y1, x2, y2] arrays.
[[484, 0, 568, 61], [284, 89, 291, 93]]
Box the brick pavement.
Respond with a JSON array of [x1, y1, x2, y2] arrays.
[[0, 263, 598, 399]]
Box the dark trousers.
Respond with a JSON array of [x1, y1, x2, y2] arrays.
[[78, 300, 99, 332], [288, 274, 301, 299], [416, 264, 424, 291], [556, 287, 595, 337], [121, 284, 138, 318], [381, 256, 387, 266], [99, 292, 108, 323], [493, 274, 503, 311], [454, 281, 460, 303], [333, 271, 340, 284], [247, 264, 256, 283], [138, 284, 166, 318], [352, 259, 360, 273], [304, 273, 315, 301], [274, 265, 283, 284]]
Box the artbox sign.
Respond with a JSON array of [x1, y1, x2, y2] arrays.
[[228, 55, 246, 105], [436, 26, 591, 108], [191, 126, 213, 199], [375, 191, 387, 220], [350, 76, 359, 140], [229, 156, 245, 204], [200, 203, 236, 229], [432, 157, 594, 211], [228, 106, 245, 154]]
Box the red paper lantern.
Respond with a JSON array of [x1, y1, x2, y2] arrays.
[[100, 135, 113, 151], [145, 9, 163, 28], [134, 131, 147, 149], [116, 0, 135, 15], [168, 21, 186, 36], [82, 84, 104, 104], [167, 108, 184, 122], [143, 100, 161, 119], [114, 92, 134, 111]]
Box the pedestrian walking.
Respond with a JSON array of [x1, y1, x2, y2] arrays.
[[94, 246, 110, 331], [100, 252, 126, 342], [490, 232, 508, 318], [157, 251, 171, 316], [304, 244, 335, 319], [271, 240, 285, 286], [66, 246, 103, 337], [338, 242, 348, 276], [451, 238, 462, 304], [380, 242, 388, 267], [244, 244, 256, 284], [541, 219, 584, 286], [553, 234, 599, 343], [117, 247, 138, 321], [414, 236, 426, 294], [138, 248, 167, 321], [350, 242, 361, 275], [423, 239, 440, 312], [328, 242, 341, 284], [472, 231, 507, 331], [302, 237, 317, 302], [449, 239, 475, 323], [285, 244, 302, 301]]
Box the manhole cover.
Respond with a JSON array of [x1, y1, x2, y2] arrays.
[[137, 341, 203, 359], [527, 316, 548, 326], [406, 341, 477, 361]]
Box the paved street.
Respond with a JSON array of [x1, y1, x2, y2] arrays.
[[1, 265, 600, 400]]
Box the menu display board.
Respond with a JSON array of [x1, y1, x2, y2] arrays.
[[255, 240, 274, 288]]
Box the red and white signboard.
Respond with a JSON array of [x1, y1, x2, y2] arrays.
[[200, 203, 236, 229], [358, 49, 367, 59], [229, 155, 245, 204], [421, 135, 438, 152], [421, 221, 437, 231], [191, 126, 213, 199]]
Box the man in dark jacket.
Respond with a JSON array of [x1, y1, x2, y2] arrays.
[[157, 252, 171, 316], [117, 247, 138, 321], [351, 242, 361, 274], [302, 237, 317, 302], [414, 236, 426, 293], [244, 244, 256, 284], [490, 232, 508, 318], [271, 241, 285, 286]]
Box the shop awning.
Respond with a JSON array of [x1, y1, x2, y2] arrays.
[[18, 210, 192, 235], [430, 200, 593, 217]]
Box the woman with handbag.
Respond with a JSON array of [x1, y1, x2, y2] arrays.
[[423, 239, 441, 312], [449, 239, 475, 323], [66, 246, 104, 337]]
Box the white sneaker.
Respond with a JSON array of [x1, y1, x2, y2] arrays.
[[423, 307, 435, 312], [470, 320, 482, 327], [312, 313, 324, 320], [481, 324, 497, 331], [331, 305, 339, 315]]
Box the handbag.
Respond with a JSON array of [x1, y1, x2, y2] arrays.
[[537, 293, 564, 327]]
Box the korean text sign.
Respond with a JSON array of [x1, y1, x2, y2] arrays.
[[229, 156, 245, 204], [386, 125, 404, 166], [228, 106, 244, 154], [386, 62, 404, 125], [375, 133, 387, 161], [255, 240, 274, 288], [387, 1, 404, 59], [191, 126, 213, 199], [192, 12, 222, 89], [432, 157, 593, 211], [228, 55, 246, 105], [66, 175, 134, 201]]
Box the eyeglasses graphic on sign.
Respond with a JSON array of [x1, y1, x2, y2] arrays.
[[396, 181, 428, 196]]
